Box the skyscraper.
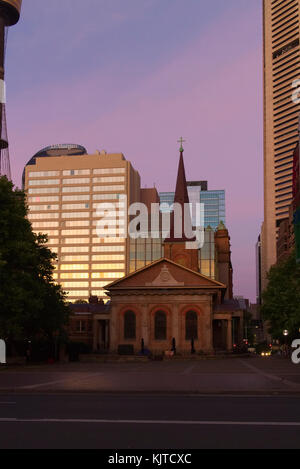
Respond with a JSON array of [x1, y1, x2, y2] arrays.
[[0, 0, 22, 180], [262, 0, 300, 288], [159, 181, 226, 231], [23, 145, 141, 303]]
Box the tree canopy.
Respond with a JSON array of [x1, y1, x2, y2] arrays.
[[261, 251, 300, 340], [0, 176, 69, 342]]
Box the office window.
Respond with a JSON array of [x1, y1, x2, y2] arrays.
[[63, 169, 90, 176], [31, 221, 59, 228], [28, 196, 59, 203], [91, 281, 109, 287], [60, 264, 89, 270], [62, 195, 90, 202], [92, 272, 124, 279], [28, 179, 59, 186], [61, 246, 89, 253], [62, 212, 89, 218], [63, 178, 90, 185], [92, 263, 124, 270], [62, 186, 90, 193], [61, 229, 89, 236], [92, 237, 125, 243], [60, 272, 89, 279], [66, 291, 89, 298], [28, 205, 59, 211], [60, 255, 89, 262], [62, 282, 89, 288], [93, 185, 125, 192], [93, 193, 119, 200], [61, 238, 90, 244], [28, 213, 59, 220], [64, 220, 90, 227], [93, 168, 125, 175], [92, 245, 125, 252], [28, 187, 59, 194], [29, 171, 59, 178], [93, 176, 125, 183], [62, 203, 90, 210], [92, 254, 125, 261]]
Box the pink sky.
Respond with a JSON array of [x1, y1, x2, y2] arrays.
[[6, 0, 263, 301]]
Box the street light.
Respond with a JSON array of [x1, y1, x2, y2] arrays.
[[283, 329, 289, 358]]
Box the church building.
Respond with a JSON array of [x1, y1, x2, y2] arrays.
[[104, 146, 243, 354]]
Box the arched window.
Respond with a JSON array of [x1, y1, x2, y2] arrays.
[[155, 311, 167, 340], [185, 311, 198, 340], [124, 310, 136, 339]]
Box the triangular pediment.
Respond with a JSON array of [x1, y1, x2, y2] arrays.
[[105, 258, 226, 290]]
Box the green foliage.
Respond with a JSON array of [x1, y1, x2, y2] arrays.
[[0, 176, 69, 341], [261, 251, 300, 340]]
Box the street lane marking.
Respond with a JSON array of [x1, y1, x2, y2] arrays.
[[0, 402, 15, 405], [182, 364, 196, 375], [1, 418, 300, 426], [18, 373, 104, 390], [239, 359, 300, 388]]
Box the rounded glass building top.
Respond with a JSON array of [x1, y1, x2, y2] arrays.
[[22, 144, 87, 187]]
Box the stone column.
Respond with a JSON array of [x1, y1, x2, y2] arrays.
[[172, 302, 179, 349], [110, 305, 118, 353], [92, 319, 98, 352], [205, 298, 213, 352], [105, 320, 109, 350], [141, 303, 149, 347], [227, 318, 232, 351]]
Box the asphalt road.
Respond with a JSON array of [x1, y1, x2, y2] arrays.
[[1, 394, 300, 449]]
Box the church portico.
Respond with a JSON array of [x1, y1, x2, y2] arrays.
[[106, 258, 227, 354]]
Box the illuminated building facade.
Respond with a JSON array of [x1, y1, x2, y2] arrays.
[[23, 145, 141, 303]]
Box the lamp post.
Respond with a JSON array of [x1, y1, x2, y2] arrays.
[[283, 329, 289, 358]]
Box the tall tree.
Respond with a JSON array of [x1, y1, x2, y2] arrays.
[[0, 176, 69, 341], [261, 251, 300, 340]]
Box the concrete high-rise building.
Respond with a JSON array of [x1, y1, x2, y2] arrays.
[[262, 0, 300, 288], [23, 145, 141, 303]]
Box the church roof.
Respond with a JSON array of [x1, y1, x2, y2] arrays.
[[164, 148, 196, 243], [105, 257, 226, 291]]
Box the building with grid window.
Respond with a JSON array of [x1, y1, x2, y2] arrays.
[[23, 145, 141, 305], [159, 182, 225, 231], [262, 0, 300, 289]]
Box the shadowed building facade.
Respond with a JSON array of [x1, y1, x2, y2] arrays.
[[262, 0, 300, 288]]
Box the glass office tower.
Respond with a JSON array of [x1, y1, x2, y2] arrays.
[[159, 181, 226, 231]]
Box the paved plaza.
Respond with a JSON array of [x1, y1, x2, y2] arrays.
[[0, 356, 300, 394]]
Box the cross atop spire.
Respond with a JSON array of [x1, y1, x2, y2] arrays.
[[164, 142, 195, 243], [177, 137, 186, 152]]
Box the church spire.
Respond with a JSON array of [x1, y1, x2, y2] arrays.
[[164, 140, 195, 243]]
